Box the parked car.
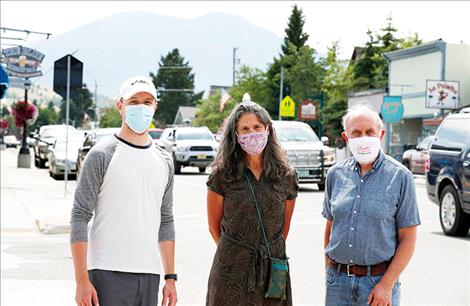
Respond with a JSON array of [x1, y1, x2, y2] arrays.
[[47, 137, 84, 179], [76, 128, 120, 177], [3, 135, 20, 148], [148, 128, 163, 140], [32, 125, 77, 168], [426, 109, 470, 236], [159, 126, 219, 174], [272, 120, 335, 190], [401, 135, 434, 175]]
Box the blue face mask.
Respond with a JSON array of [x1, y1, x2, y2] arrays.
[[124, 105, 155, 134]]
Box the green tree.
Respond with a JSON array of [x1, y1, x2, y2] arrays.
[[31, 101, 59, 131], [352, 15, 422, 91], [352, 29, 380, 91], [99, 107, 122, 128], [59, 85, 95, 127], [281, 4, 309, 56], [282, 44, 324, 108], [229, 65, 270, 109], [265, 4, 311, 118], [150, 49, 203, 125], [193, 92, 236, 132], [320, 42, 354, 147]]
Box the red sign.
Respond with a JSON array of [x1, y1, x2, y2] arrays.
[[298, 99, 318, 120]]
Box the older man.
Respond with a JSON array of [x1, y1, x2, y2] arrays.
[[322, 105, 420, 306]]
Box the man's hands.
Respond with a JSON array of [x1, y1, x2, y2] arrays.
[[367, 280, 393, 306], [161, 279, 177, 306], [75, 278, 99, 306]]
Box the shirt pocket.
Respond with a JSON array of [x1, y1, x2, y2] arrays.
[[362, 195, 397, 220]]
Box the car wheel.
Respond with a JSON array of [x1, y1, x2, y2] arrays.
[[439, 185, 470, 236], [39, 159, 47, 169], [199, 167, 206, 173], [317, 183, 325, 191], [173, 158, 181, 175]]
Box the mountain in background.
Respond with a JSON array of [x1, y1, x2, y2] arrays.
[[23, 11, 282, 104]]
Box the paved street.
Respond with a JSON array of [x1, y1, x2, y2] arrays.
[[1, 147, 469, 306]]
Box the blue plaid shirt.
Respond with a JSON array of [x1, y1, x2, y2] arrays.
[[322, 151, 420, 266]]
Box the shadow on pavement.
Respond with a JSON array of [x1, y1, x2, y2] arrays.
[[430, 231, 470, 240]]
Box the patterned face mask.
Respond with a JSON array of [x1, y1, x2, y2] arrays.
[[237, 129, 269, 156]]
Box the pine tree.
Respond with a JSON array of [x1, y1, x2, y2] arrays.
[[281, 4, 309, 55], [352, 29, 380, 91], [150, 49, 203, 126], [265, 4, 313, 118]]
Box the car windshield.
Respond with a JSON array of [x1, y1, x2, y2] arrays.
[[176, 130, 214, 141], [54, 140, 82, 154], [275, 126, 319, 142], [419, 136, 433, 149], [149, 130, 162, 139]]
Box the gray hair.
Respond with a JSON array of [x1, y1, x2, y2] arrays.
[[342, 104, 384, 133], [211, 96, 292, 183]]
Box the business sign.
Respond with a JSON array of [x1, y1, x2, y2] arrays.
[[381, 96, 404, 124], [426, 80, 459, 109], [9, 77, 32, 90], [280, 96, 296, 117], [298, 99, 318, 120], [1, 46, 45, 78]]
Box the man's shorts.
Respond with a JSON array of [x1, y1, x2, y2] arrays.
[[88, 269, 160, 306]]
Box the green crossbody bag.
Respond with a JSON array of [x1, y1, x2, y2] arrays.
[[245, 173, 289, 300]]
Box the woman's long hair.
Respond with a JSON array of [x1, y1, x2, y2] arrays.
[[211, 97, 292, 183]]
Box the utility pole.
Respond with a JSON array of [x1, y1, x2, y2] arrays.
[[232, 47, 239, 86], [94, 79, 98, 127], [278, 67, 284, 120]]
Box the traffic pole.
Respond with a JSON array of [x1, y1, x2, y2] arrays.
[[64, 55, 70, 196]]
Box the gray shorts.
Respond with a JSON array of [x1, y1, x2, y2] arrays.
[[88, 269, 160, 306]]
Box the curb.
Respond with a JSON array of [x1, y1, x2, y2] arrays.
[[35, 219, 70, 235]]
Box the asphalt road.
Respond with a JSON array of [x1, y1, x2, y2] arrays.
[[1, 148, 469, 306]]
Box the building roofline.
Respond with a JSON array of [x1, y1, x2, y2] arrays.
[[384, 39, 446, 61]]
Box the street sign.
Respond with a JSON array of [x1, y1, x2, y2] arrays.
[[299, 99, 318, 120], [426, 80, 459, 109], [280, 96, 295, 117], [53, 55, 83, 99], [9, 77, 32, 90], [381, 96, 404, 124], [1, 46, 44, 78]]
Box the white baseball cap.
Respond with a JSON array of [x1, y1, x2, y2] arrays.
[[119, 76, 158, 101]]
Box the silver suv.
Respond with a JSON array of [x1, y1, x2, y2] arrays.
[[160, 126, 219, 174], [272, 120, 335, 190]]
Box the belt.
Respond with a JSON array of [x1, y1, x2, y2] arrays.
[[221, 234, 283, 292], [327, 258, 389, 276]]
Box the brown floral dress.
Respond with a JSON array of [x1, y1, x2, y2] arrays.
[[206, 168, 299, 306]]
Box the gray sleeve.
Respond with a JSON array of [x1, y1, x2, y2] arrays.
[[70, 149, 106, 243], [158, 150, 175, 242]]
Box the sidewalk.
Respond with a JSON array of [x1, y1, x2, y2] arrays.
[[1, 148, 76, 234]]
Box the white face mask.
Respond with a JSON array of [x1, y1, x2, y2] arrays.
[[347, 136, 381, 164]]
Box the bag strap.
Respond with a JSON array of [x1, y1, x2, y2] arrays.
[[244, 172, 272, 259]]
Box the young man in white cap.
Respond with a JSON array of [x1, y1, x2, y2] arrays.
[[70, 76, 177, 306]]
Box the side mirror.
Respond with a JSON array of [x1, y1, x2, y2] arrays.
[[321, 136, 329, 146]]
